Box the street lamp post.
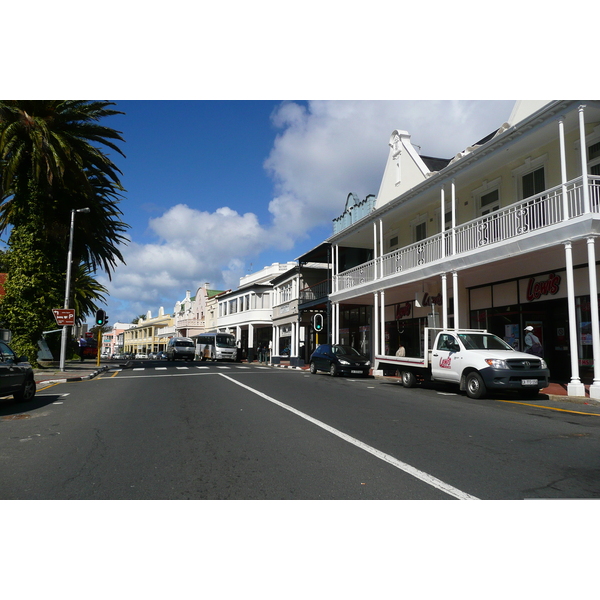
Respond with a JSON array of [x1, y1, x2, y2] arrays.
[[59, 208, 90, 371]]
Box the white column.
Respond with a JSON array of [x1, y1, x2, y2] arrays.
[[373, 293, 379, 358], [579, 105, 590, 213], [380, 289, 386, 355], [451, 179, 457, 255], [379, 219, 384, 278], [331, 302, 340, 344], [334, 244, 339, 293], [558, 117, 569, 221], [564, 242, 585, 396], [373, 222, 379, 280], [248, 323, 254, 351], [440, 187, 446, 258], [334, 302, 339, 344], [587, 237, 600, 398], [452, 271, 460, 330], [441, 273, 448, 329], [291, 321, 297, 358]]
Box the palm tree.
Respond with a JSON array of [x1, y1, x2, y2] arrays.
[[0, 100, 129, 363], [71, 264, 109, 324], [0, 100, 128, 277]]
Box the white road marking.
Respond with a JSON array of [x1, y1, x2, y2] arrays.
[[133, 368, 145, 371], [219, 374, 479, 500], [176, 367, 189, 370], [196, 366, 209, 369], [217, 366, 231, 370], [156, 367, 167, 370]]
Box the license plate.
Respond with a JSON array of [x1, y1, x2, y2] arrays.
[[522, 379, 538, 386], [351, 370, 363, 374]]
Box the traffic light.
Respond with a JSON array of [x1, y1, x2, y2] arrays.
[[95, 309, 107, 326], [313, 313, 323, 332]]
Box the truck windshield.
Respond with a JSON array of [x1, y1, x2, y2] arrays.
[[457, 333, 513, 351], [216, 336, 236, 348]]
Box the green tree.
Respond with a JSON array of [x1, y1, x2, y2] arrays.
[[0, 100, 128, 365]]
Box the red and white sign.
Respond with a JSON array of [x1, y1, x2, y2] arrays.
[[52, 309, 75, 326]]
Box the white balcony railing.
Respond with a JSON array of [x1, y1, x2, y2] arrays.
[[336, 176, 600, 292]]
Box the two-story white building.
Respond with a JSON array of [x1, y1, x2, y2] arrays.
[[270, 258, 330, 366], [328, 100, 600, 398], [216, 262, 296, 359]]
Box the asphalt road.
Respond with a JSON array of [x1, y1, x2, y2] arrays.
[[1, 360, 599, 500]]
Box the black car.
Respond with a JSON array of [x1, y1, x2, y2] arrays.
[[309, 344, 371, 377], [0, 341, 36, 402]]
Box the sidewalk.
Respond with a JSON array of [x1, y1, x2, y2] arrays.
[[33, 361, 109, 387]]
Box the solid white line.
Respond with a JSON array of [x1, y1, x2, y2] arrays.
[[219, 374, 479, 500]]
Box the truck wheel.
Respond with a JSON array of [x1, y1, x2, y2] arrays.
[[401, 371, 416, 388], [466, 372, 486, 399]]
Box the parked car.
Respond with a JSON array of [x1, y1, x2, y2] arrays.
[[135, 353, 148, 359], [0, 341, 36, 402], [157, 351, 167, 360], [309, 344, 371, 377]]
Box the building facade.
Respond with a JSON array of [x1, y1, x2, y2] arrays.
[[270, 260, 330, 366], [173, 284, 226, 338], [101, 322, 134, 356], [123, 308, 173, 356], [328, 100, 600, 398], [216, 262, 296, 359]]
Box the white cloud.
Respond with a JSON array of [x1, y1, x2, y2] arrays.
[[103, 100, 515, 322], [263, 100, 514, 241]]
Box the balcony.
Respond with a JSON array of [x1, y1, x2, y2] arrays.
[[335, 175, 600, 293], [299, 280, 331, 305]]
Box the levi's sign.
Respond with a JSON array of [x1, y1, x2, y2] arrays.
[[52, 309, 75, 326]]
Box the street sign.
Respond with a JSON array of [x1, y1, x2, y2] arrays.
[[52, 309, 76, 326]]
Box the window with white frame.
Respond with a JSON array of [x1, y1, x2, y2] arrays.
[[280, 282, 293, 303], [473, 178, 501, 217], [589, 140, 600, 176], [411, 215, 427, 243], [512, 155, 547, 201]]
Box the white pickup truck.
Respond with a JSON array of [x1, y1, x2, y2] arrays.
[[376, 328, 550, 399]]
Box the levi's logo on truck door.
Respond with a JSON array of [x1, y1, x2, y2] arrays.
[[439, 357, 452, 369]]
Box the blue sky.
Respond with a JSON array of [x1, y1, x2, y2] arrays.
[[94, 100, 517, 324]]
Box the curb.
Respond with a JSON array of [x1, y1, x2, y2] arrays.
[[35, 365, 110, 387]]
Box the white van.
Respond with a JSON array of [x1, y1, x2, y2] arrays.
[[166, 337, 196, 361]]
